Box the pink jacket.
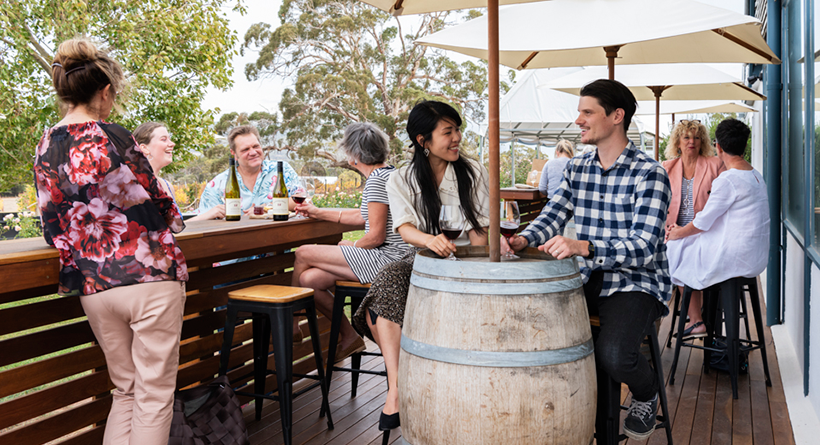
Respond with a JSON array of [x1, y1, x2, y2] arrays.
[[662, 155, 726, 226]]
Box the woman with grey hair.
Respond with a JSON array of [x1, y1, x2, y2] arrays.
[[291, 122, 408, 362]]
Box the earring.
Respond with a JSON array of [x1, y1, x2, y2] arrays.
[[146, 153, 154, 161], [354, 160, 358, 165], [424, 148, 430, 157]]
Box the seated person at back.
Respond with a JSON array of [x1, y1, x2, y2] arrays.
[[198, 125, 300, 216], [666, 118, 769, 290]]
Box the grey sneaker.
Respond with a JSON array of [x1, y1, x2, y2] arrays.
[[623, 394, 658, 441]]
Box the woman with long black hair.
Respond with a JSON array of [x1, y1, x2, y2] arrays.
[[351, 100, 490, 433]]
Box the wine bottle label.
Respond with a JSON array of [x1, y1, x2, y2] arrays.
[[226, 199, 241, 216], [271, 198, 288, 215]]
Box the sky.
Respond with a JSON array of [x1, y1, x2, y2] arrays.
[[203, 0, 749, 123]]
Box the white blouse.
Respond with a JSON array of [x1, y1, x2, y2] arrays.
[[667, 168, 770, 290], [386, 158, 490, 245]]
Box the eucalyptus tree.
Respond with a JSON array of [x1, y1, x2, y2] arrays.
[[0, 0, 242, 191]]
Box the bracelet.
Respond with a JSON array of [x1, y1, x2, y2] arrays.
[[353, 240, 358, 248], [337, 210, 342, 223]]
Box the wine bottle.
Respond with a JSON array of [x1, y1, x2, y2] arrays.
[[271, 161, 289, 221], [225, 158, 241, 221]]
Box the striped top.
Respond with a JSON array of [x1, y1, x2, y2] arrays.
[[339, 166, 408, 283], [677, 176, 695, 226]]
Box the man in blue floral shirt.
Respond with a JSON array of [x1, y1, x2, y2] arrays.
[[198, 125, 300, 215], [506, 79, 672, 442]]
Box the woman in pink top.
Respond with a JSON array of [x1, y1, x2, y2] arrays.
[[662, 120, 725, 337], [34, 38, 188, 444]]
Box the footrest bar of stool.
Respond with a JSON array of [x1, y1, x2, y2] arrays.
[[292, 381, 322, 399], [234, 390, 280, 402], [331, 366, 387, 377], [358, 351, 383, 357]]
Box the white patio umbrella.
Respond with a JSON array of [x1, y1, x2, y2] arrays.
[[358, 0, 547, 262], [542, 63, 766, 158], [635, 100, 757, 116], [358, 0, 542, 15], [417, 0, 780, 79]]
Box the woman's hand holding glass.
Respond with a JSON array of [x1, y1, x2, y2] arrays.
[[425, 233, 458, 259], [294, 199, 319, 219]]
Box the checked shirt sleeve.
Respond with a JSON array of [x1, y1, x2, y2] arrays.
[[592, 165, 670, 269]]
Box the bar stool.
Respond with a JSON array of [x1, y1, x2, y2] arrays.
[[325, 281, 387, 397], [218, 285, 333, 445], [669, 277, 771, 399], [665, 285, 753, 348], [590, 316, 673, 445]]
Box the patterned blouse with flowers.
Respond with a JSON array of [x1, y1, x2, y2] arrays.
[[34, 121, 189, 297]]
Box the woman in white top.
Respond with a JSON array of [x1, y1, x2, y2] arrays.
[[351, 100, 490, 433], [538, 139, 574, 197], [666, 118, 769, 292]]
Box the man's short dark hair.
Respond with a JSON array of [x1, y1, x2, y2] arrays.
[[715, 118, 751, 157], [580, 79, 637, 133]]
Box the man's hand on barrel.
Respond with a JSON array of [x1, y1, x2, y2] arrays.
[[501, 234, 529, 254], [539, 236, 590, 260]]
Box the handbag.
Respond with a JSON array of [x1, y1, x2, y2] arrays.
[[168, 375, 250, 445], [709, 337, 749, 374]]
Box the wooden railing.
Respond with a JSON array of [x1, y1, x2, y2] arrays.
[[500, 187, 549, 232], [0, 216, 362, 444]]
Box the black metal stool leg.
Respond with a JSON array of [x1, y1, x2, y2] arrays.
[[307, 303, 334, 429], [666, 286, 681, 348], [325, 290, 344, 392], [670, 285, 693, 385], [720, 279, 741, 399], [747, 278, 772, 387], [253, 314, 271, 421], [647, 329, 673, 445], [218, 305, 240, 376], [272, 307, 295, 445]]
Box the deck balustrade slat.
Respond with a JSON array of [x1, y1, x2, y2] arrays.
[[0, 370, 111, 431], [0, 344, 105, 398], [0, 395, 111, 445], [185, 252, 295, 291], [0, 319, 94, 367], [57, 425, 106, 445], [0, 294, 84, 336]]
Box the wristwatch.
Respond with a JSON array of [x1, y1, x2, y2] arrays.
[[587, 242, 595, 258]]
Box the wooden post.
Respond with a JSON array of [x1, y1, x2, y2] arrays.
[[489, 0, 500, 262], [649, 86, 671, 161], [603, 46, 621, 80]]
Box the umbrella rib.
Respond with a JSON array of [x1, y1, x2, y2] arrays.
[[711, 29, 775, 63], [518, 52, 539, 70]]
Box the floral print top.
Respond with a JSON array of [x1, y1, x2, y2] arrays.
[[34, 121, 188, 297]]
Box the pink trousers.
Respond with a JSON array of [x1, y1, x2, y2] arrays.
[[80, 280, 186, 445]]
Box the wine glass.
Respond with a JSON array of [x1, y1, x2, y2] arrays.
[[291, 178, 310, 219], [500, 201, 521, 259], [438, 205, 463, 261]]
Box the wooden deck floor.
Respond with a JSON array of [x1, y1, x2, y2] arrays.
[[243, 285, 795, 445]]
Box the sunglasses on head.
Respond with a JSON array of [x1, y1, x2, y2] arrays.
[[679, 119, 701, 124]]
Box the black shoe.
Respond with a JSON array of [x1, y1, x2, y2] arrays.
[[623, 394, 658, 441], [378, 412, 400, 431], [673, 321, 707, 339]]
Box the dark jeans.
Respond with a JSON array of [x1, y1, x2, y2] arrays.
[[584, 271, 664, 402]]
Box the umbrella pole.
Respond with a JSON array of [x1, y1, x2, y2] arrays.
[[649, 86, 670, 161], [489, 0, 500, 262], [604, 46, 621, 80]]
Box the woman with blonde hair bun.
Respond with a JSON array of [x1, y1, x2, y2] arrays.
[[538, 139, 575, 197], [34, 38, 188, 444]]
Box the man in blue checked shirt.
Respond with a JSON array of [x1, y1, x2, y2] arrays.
[[198, 125, 300, 216], [505, 79, 672, 442]]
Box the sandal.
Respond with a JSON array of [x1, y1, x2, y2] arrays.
[[674, 321, 707, 338]]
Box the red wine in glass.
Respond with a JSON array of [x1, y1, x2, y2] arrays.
[[500, 221, 519, 238], [441, 228, 462, 240], [292, 195, 307, 204]]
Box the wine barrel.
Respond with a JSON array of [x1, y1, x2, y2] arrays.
[[398, 246, 596, 445]]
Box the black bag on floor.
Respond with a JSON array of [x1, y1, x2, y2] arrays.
[[709, 337, 749, 374], [169, 375, 250, 445]]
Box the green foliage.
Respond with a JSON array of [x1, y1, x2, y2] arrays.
[[2, 211, 42, 239], [704, 113, 751, 163], [241, 0, 492, 168], [0, 0, 242, 192], [495, 143, 537, 188], [312, 190, 363, 209]]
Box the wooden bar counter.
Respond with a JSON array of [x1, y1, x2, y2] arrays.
[[0, 216, 362, 445]]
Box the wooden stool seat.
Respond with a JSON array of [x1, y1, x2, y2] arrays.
[[334, 280, 371, 289], [228, 284, 313, 303]]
